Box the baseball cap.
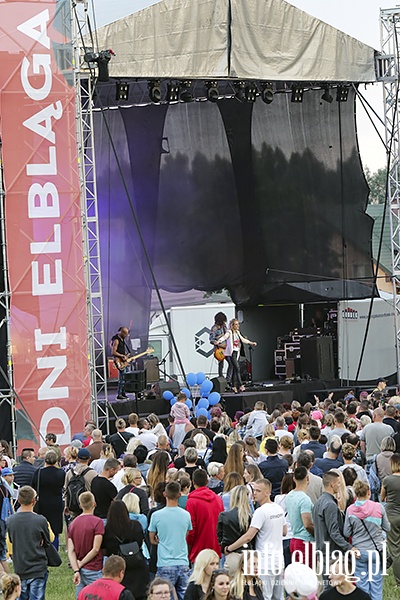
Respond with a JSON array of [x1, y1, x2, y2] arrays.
[[70, 439, 83, 449], [77, 448, 90, 460], [1, 468, 13, 476], [377, 378, 387, 384]]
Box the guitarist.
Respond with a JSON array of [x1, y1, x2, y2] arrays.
[[112, 326, 131, 400], [209, 312, 231, 382]]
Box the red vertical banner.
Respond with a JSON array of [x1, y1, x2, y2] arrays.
[[0, 0, 91, 449]]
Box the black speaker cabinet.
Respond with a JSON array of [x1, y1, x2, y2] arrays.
[[153, 379, 181, 399], [211, 376, 227, 394], [143, 357, 160, 383], [300, 337, 334, 381], [125, 370, 147, 393]]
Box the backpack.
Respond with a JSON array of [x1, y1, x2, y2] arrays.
[[66, 467, 91, 514], [0, 486, 13, 521], [368, 457, 381, 501]]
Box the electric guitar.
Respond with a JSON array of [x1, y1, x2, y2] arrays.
[[214, 347, 226, 362], [114, 347, 154, 371]]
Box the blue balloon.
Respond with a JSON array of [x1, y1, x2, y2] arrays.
[[163, 390, 174, 401], [186, 372, 197, 387], [196, 372, 206, 385], [196, 407, 208, 418], [197, 398, 209, 410], [170, 397, 177, 406], [185, 399, 193, 409], [200, 379, 213, 395], [208, 392, 221, 406], [181, 387, 191, 398]]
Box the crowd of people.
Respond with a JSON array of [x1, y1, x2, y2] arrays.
[[0, 378, 400, 599]]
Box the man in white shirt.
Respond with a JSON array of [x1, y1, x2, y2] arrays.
[[138, 418, 158, 451], [125, 412, 140, 437], [274, 417, 293, 441], [225, 478, 287, 600]]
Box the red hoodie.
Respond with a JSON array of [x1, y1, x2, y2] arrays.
[[186, 486, 224, 562]]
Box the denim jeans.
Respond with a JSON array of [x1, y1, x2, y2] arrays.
[[75, 568, 103, 598], [354, 550, 383, 600], [117, 367, 127, 396], [20, 572, 48, 600], [157, 565, 190, 600]]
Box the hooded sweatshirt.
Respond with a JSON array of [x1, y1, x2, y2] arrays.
[[186, 486, 224, 562], [343, 499, 390, 551]]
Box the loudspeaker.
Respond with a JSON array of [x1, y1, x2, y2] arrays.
[[211, 376, 227, 394], [143, 357, 160, 383], [153, 380, 180, 399], [125, 370, 147, 393], [300, 337, 335, 381]]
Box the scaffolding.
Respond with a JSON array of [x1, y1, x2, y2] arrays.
[[378, 9, 400, 385]]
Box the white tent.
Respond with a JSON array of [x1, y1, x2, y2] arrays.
[[95, 0, 376, 82]]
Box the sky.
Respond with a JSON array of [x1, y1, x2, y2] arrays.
[[92, 0, 397, 174]]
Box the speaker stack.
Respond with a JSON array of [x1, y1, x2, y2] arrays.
[[124, 370, 147, 394]]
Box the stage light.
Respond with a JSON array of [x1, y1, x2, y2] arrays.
[[234, 82, 246, 103], [116, 81, 129, 101], [166, 82, 180, 102], [261, 84, 274, 104], [291, 84, 304, 103], [148, 80, 161, 103], [336, 86, 349, 102], [179, 81, 194, 102], [245, 83, 257, 103], [321, 86, 333, 103], [206, 81, 219, 103]]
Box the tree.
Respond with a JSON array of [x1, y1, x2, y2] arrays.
[[365, 166, 387, 204]]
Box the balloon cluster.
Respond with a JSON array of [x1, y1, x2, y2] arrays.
[[162, 371, 222, 419]]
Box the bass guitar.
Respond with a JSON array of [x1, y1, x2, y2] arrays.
[[114, 347, 154, 371]]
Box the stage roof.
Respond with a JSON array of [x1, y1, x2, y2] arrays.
[[95, 0, 377, 82]]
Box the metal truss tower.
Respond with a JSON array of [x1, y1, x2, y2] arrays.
[[378, 8, 400, 384], [72, 0, 109, 431]]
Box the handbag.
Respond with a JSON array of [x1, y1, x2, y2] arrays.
[[115, 536, 144, 568], [44, 543, 62, 567], [359, 518, 393, 570]]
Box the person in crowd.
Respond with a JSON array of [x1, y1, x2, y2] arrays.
[[184, 415, 216, 443], [183, 549, 219, 600], [208, 437, 228, 464], [7, 486, 52, 600], [147, 451, 170, 500], [87, 429, 104, 462], [283, 562, 319, 600], [112, 454, 138, 491], [186, 469, 224, 563], [347, 433, 366, 468], [12, 449, 37, 487], [138, 418, 159, 451], [170, 392, 193, 450], [259, 425, 278, 454], [125, 413, 140, 437], [64, 448, 97, 520], [72, 421, 96, 445], [221, 472, 244, 510], [243, 436, 266, 465], [225, 443, 245, 481], [209, 311, 229, 379], [244, 402, 270, 440], [217, 485, 252, 574], [325, 411, 350, 443], [78, 555, 134, 600], [148, 482, 192, 600], [279, 436, 295, 462], [45, 433, 62, 464], [121, 492, 150, 560], [301, 426, 325, 458], [134, 444, 152, 479], [147, 482, 167, 577], [106, 419, 134, 458], [274, 416, 293, 441], [102, 500, 149, 600], [175, 439, 207, 470], [375, 436, 395, 481], [90, 443, 115, 475], [381, 452, 400, 585], [225, 478, 286, 600], [177, 474, 191, 509], [319, 556, 372, 600], [1, 573, 21, 600], [274, 473, 295, 568], [116, 467, 149, 514], [91, 457, 120, 521], [344, 479, 389, 600], [62, 446, 79, 472], [230, 552, 263, 600], [68, 491, 104, 598], [203, 570, 231, 600], [383, 404, 400, 432], [285, 466, 314, 567], [314, 438, 344, 473], [32, 450, 65, 550], [338, 443, 368, 483], [193, 433, 210, 462], [258, 438, 288, 500], [359, 407, 394, 466], [216, 318, 257, 393], [147, 414, 168, 439], [243, 463, 262, 502], [32, 448, 47, 470], [148, 435, 172, 462], [148, 579, 172, 600], [207, 462, 225, 494]]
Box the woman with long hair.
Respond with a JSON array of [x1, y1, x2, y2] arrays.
[[243, 436, 266, 465], [102, 500, 149, 600], [225, 443, 245, 481], [147, 414, 168, 438], [122, 492, 150, 560], [209, 437, 228, 464], [183, 549, 220, 600], [204, 570, 231, 600], [221, 473, 244, 510], [116, 467, 149, 515], [230, 553, 263, 600], [193, 433, 210, 461], [259, 424, 277, 454], [243, 463, 262, 502], [216, 319, 257, 393], [381, 452, 400, 585], [90, 443, 115, 475], [217, 485, 252, 573], [147, 451, 170, 500]]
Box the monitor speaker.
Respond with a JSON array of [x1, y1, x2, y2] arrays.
[[143, 357, 160, 383], [153, 380, 180, 399], [300, 337, 334, 381], [211, 376, 227, 394], [124, 370, 147, 393]]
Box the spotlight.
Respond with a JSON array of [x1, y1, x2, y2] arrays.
[[291, 84, 304, 103], [179, 81, 194, 102], [234, 81, 246, 103], [261, 84, 274, 104], [116, 81, 129, 101], [148, 80, 161, 103], [206, 81, 219, 103], [166, 82, 180, 102], [336, 86, 349, 102], [245, 83, 257, 103], [321, 86, 333, 103]]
